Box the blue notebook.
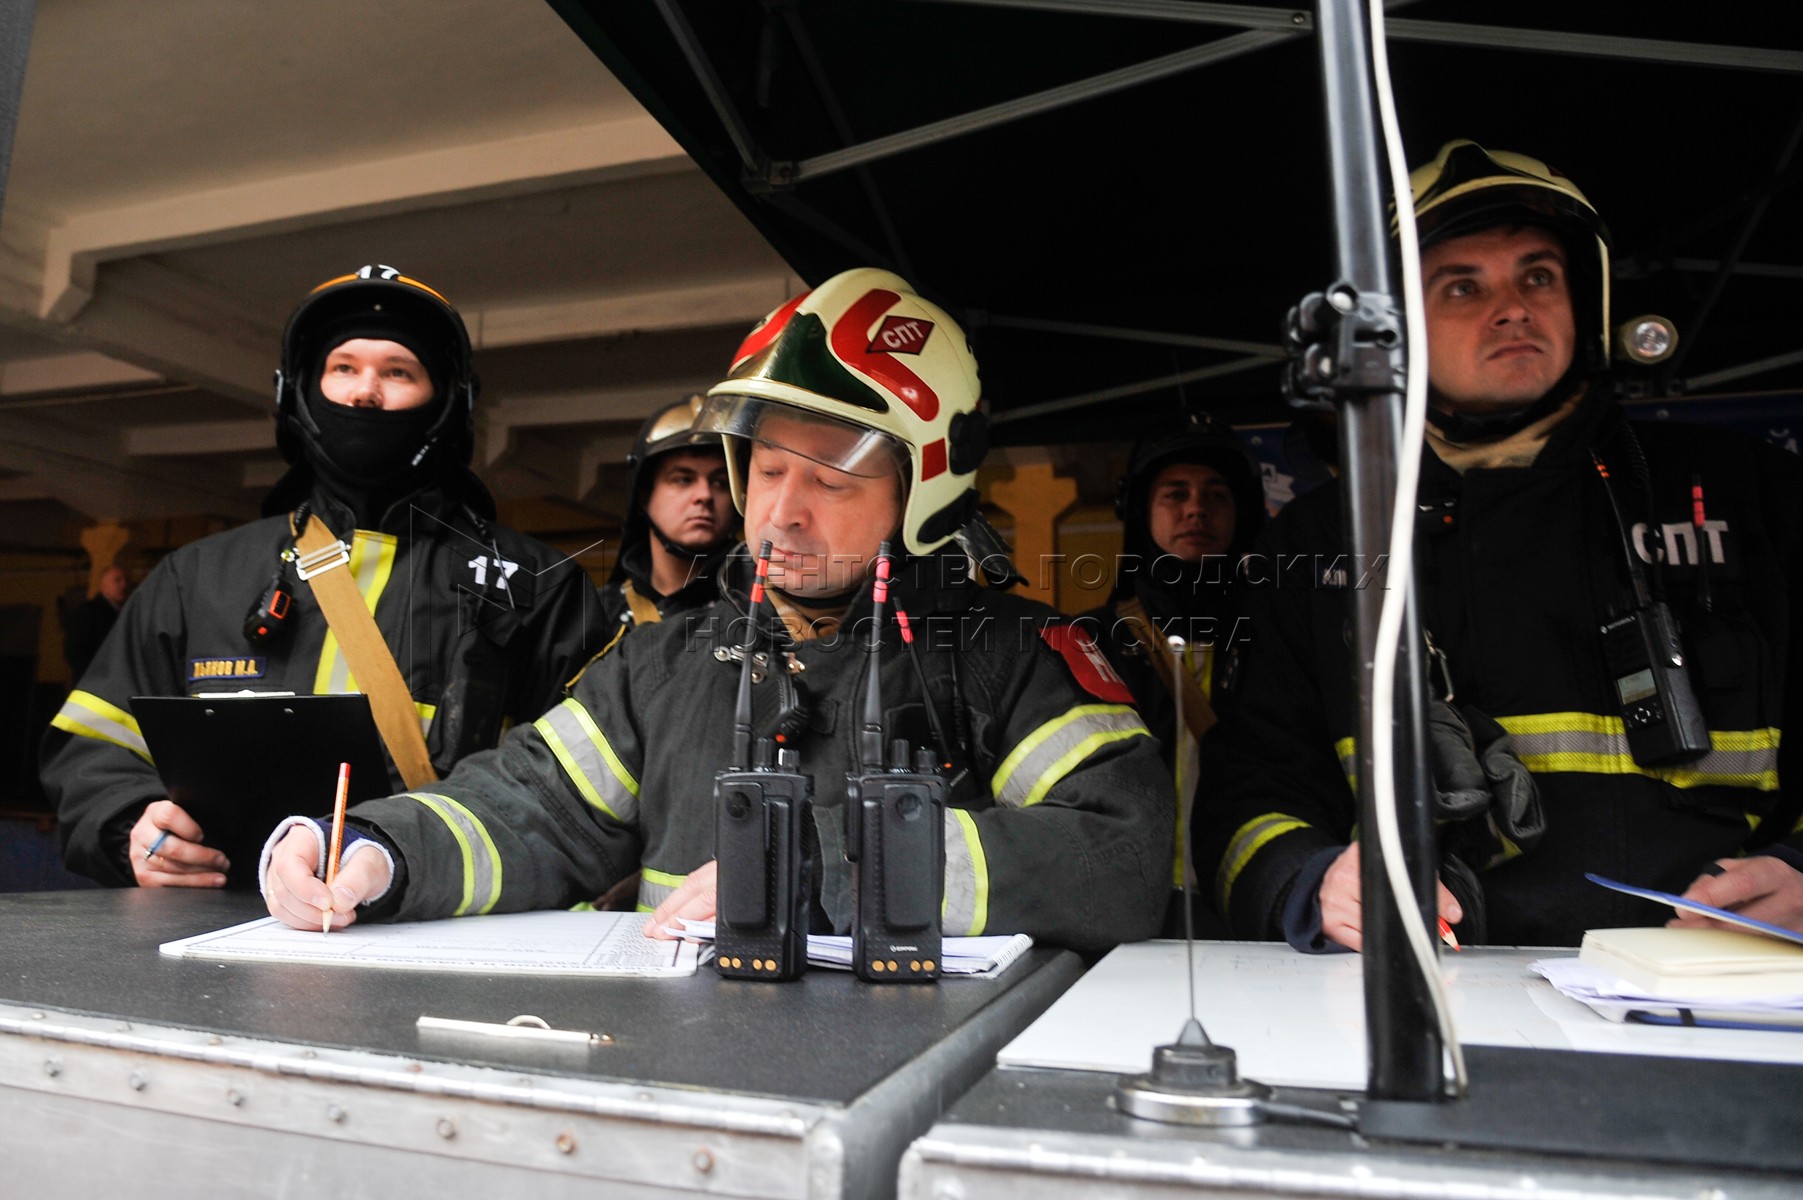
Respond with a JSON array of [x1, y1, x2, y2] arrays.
[[1586, 872, 1803, 947]]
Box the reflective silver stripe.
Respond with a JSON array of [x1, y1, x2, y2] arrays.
[[408, 792, 502, 917], [533, 698, 640, 823], [1214, 812, 1311, 913], [992, 704, 1149, 809], [641, 868, 681, 908], [941, 809, 987, 937], [51, 692, 151, 762], [1497, 717, 1780, 790]]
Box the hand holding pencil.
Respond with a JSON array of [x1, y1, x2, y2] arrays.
[[321, 762, 351, 933]]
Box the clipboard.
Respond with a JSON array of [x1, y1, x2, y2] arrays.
[[133, 694, 392, 888]]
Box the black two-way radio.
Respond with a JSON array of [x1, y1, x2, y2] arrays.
[[714, 541, 816, 980], [844, 545, 945, 983], [1592, 453, 1711, 766]]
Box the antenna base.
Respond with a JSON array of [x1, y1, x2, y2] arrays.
[[1115, 1021, 1272, 1126]]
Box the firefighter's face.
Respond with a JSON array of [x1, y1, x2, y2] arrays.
[[318, 339, 437, 411], [643, 449, 733, 554], [1421, 225, 1575, 414], [1146, 462, 1236, 562], [743, 415, 904, 598]]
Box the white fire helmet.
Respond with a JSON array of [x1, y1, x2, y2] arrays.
[[697, 268, 988, 557]]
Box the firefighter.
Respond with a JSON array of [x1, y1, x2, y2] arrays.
[[45, 265, 599, 888], [261, 268, 1173, 955]]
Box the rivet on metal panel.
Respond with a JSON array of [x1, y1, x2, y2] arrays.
[[637, 1091, 653, 1102], [407, 1062, 424, 1073], [301, 1050, 317, 1059], [227, 1089, 246, 1108], [593, 1033, 614, 1046], [436, 1118, 457, 1140], [116, 1022, 132, 1032], [43, 1058, 61, 1078], [29, 1011, 44, 1020], [693, 1149, 715, 1175], [556, 1132, 577, 1156], [327, 1104, 346, 1124], [1290, 12, 1307, 25], [128, 1070, 148, 1091], [933, 1180, 965, 1200], [208, 1036, 224, 1046]]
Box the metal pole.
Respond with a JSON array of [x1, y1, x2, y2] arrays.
[[1311, 0, 1442, 1101], [0, 0, 37, 223]]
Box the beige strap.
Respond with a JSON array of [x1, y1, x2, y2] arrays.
[[1118, 597, 1218, 744], [292, 512, 438, 789], [620, 580, 663, 628]]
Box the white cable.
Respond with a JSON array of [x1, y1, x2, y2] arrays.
[[1365, 0, 1468, 1096]]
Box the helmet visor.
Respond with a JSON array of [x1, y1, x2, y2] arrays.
[[696, 394, 905, 479]]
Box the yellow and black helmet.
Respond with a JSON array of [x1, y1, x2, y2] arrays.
[[1405, 140, 1613, 370], [274, 264, 477, 477]]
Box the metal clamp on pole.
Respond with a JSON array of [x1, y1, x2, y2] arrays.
[[1283, 282, 1405, 408]]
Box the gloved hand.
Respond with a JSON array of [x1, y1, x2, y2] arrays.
[[1429, 699, 1545, 874]]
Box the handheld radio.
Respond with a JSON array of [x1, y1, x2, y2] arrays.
[[844, 545, 945, 982], [1592, 453, 1711, 766], [714, 541, 816, 980]]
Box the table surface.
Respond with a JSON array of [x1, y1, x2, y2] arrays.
[[0, 889, 1076, 1105]]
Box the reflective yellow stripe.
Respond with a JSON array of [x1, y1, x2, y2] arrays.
[[314, 530, 398, 694], [942, 808, 989, 936], [415, 701, 436, 737], [533, 698, 640, 822], [1334, 736, 1357, 789], [1215, 812, 1310, 912], [51, 690, 152, 762], [991, 703, 1150, 808], [638, 866, 686, 913], [1496, 712, 1780, 791], [409, 792, 502, 916]]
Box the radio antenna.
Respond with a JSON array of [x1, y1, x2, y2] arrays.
[[860, 543, 892, 771], [731, 541, 774, 771], [893, 604, 957, 775]]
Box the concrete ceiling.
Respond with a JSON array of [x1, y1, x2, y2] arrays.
[[0, 0, 801, 534]]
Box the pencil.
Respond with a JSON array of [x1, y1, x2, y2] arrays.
[[322, 761, 350, 934], [1438, 916, 1462, 952]]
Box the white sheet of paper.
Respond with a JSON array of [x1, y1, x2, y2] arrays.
[[160, 910, 698, 977], [997, 941, 1803, 1088]]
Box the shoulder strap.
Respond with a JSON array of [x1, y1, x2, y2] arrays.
[[1117, 596, 1218, 743], [621, 579, 663, 627], [293, 512, 438, 789]]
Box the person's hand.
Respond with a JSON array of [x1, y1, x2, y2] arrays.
[[645, 860, 717, 940], [1671, 857, 1803, 935], [131, 799, 228, 888], [1318, 842, 1463, 952], [262, 826, 392, 931]]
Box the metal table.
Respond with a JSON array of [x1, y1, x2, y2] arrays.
[[0, 890, 1082, 1199], [900, 942, 1803, 1200]]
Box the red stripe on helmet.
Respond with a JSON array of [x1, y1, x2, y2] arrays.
[[920, 437, 948, 481], [831, 289, 940, 422], [731, 291, 811, 372]]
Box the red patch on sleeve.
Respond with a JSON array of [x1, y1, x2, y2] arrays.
[[1040, 624, 1134, 703]]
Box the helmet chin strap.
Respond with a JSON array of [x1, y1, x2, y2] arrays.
[[1425, 359, 1593, 443], [650, 520, 716, 561]]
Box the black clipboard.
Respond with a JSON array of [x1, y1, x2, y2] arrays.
[[134, 694, 392, 889]]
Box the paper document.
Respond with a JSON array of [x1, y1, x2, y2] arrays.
[[161, 910, 699, 976], [1532, 957, 1803, 1029], [673, 919, 1032, 977]]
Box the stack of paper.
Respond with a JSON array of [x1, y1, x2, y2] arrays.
[[1533, 928, 1803, 1030], [673, 920, 1033, 978]]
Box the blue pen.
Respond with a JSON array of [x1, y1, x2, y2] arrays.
[[144, 829, 172, 861]]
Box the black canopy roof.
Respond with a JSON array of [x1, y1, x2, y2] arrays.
[[546, 0, 1803, 446]]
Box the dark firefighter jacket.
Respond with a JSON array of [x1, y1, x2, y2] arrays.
[[44, 488, 600, 886], [345, 548, 1173, 956], [594, 537, 731, 659], [1197, 395, 1803, 947]]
